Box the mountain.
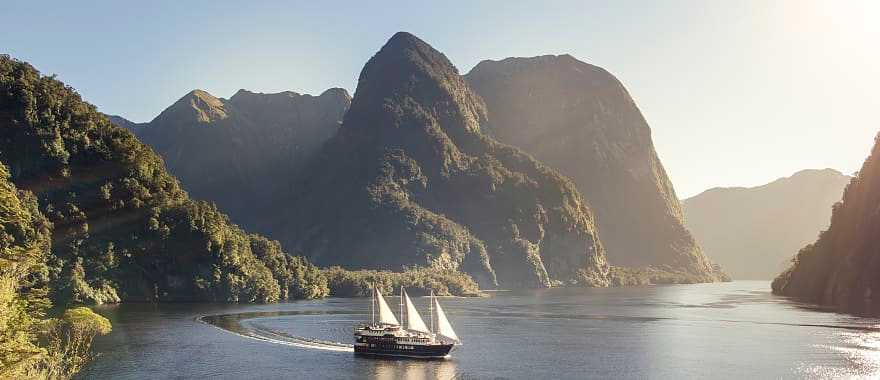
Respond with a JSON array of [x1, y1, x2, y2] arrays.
[[0, 54, 328, 305], [133, 87, 350, 231], [273, 33, 610, 288], [106, 114, 146, 133], [684, 169, 850, 279], [464, 55, 726, 283], [773, 134, 880, 315], [0, 160, 113, 379]]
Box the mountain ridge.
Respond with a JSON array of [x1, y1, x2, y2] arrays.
[[132, 86, 351, 231], [684, 168, 850, 279], [465, 54, 725, 283], [274, 32, 611, 288]]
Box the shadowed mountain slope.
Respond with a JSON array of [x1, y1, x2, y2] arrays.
[[273, 33, 610, 289], [131, 87, 350, 231]]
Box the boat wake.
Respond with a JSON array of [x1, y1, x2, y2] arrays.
[[198, 311, 354, 353]]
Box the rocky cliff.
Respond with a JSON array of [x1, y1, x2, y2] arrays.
[[274, 33, 610, 288], [465, 55, 725, 283]]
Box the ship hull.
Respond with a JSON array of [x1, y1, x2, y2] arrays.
[[354, 333, 454, 359], [354, 343, 454, 359]]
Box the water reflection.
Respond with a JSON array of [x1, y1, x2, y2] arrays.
[[802, 330, 880, 378], [364, 357, 458, 380]]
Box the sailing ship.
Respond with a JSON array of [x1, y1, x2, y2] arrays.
[[353, 287, 460, 359]]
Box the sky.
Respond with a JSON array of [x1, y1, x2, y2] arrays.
[[2, 0, 878, 198]]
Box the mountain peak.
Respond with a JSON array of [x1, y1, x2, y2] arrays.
[[347, 32, 485, 138], [790, 168, 845, 179], [358, 32, 458, 83], [385, 31, 425, 48], [467, 54, 617, 89], [152, 89, 228, 124], [319, 87, 351, 101], [283, 34, 610, 289]]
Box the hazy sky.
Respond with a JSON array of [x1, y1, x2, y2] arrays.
[[3, 0, 878, 197]]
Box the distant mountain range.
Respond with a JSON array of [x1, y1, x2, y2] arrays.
[[684, 169, 851, 279], [466, 55, 725, 283], [110, 88, 351, 232], [773, 136, 880, 316], [108, 32, 729, 288]]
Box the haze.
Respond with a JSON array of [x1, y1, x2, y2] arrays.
[[2, 0, 878, 197]]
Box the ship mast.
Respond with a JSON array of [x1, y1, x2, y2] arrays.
[[430, 290, 434, 339], [371, 286, 375, 324], [399, 286, 404, 329]]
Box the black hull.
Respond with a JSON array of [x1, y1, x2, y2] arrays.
[[354, 344, 454, 359]]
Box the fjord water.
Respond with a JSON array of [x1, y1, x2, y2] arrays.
[[78, 282, 880, 379]]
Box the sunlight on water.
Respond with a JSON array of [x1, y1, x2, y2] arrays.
[[801, 330, 880, 379]]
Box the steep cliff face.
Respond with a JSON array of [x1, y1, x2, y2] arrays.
[[276, 33, 610, 288], [135, 87, 350, 230], [685, 169, 850, 279], [465, 55, 725, 282], [773, 134, 880, 315]]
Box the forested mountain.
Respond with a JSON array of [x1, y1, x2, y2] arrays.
[[773, 134, 880, 315], [0, 161, 113, 379], [128, 88, 350, 230], [272, 32, 611, 288], [0, 55, 328, 305], [685, 169, 850, 279], [465, 55, 726, 283]]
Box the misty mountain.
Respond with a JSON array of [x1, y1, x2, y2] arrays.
[[272, 32, 611, 288], [465, 55, 726, 283], [131, 87, 351, 230], [773, 135, 880, 315], [684, 169, 850, 279]]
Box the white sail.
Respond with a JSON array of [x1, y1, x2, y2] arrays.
[[433, 296, 459, 342], [375, 288, 399, 326], [403, 290, 430, 333]]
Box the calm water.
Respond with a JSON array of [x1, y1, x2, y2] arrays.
[[77, 281, 880, 379]]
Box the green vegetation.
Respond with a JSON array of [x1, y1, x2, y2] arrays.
[[0, 54, 327, 306], [608, 265, 729, 287], [323, 266, 482, 297], [278, 32, 610, 290], [773, 132, 880, 316], [0, 54, 335, 377], [0, 162, 111, 379]]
